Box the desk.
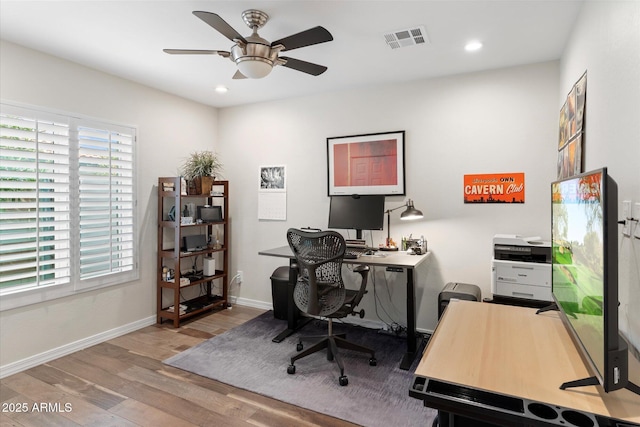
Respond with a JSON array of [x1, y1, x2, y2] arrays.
[[259, 245, 430, 370], [410, 300, 640, 426]]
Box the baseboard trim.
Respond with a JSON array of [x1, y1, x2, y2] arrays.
[[230, 296, 273, 311], [2, 300, 434, 379], [333, 315, 386, 330], [0, 315, 156, 379]]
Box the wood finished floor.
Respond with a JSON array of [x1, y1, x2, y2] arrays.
[[0, 306, 359, 427]]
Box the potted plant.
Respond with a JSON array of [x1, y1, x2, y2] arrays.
[[180, 150, 223, 195]]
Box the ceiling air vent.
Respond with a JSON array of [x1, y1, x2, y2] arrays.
[[384, 26, 429, 49]]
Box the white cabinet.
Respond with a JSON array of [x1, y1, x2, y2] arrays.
[[491, 259, 552, 302]]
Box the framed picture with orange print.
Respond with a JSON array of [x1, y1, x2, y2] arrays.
[[327, 131, 405, 196]]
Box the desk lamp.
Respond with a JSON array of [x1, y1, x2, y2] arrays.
[[383, 199, 423, 250]]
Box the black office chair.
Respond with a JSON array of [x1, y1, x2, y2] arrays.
[[285, 228, 376, 386]]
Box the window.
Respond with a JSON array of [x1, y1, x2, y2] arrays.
[[0, 103, 137, 310]]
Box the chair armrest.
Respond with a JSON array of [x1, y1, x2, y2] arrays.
[[349, 265, 369, 307], [353, 264, 369, 275]]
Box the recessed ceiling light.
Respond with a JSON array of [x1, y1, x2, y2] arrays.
[[215, 85, 228, 93], [465, 41, 483, 52]]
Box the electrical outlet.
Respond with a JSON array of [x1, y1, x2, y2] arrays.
[[237, 270, 243, 284], [622, 200, 632, 219], [635, 203, 640, 239], [622, 201, 632, 237]]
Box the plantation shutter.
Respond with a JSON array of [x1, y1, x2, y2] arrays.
[[77, 122, 135, 287], [0, 107, 72, 292], [1, 103, 137, 304]]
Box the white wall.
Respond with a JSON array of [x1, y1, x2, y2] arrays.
[[0, 40, 218, 369], [219, 61, 560, 333], [559, 0, 640, 351]]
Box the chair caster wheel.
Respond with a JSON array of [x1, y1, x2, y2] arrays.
[[287, 365, 296, 374], [296, 342, 303, 351], [351, 309, 365, 319], [369, 358, 377, 366], [339, 375, 348, 386]]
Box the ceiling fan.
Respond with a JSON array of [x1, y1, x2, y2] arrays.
[[164, 10, 333, 79]]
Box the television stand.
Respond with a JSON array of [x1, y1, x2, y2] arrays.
[[536, 302, 578, 319], [627, 381, 640, 396], [560, 376, 640, 397], [560, 375, 599, 390], [535, 302, 558, 314], [558, 334, 640, 397]]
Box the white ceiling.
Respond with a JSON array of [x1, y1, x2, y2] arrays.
[[0, 0, 584, 108]]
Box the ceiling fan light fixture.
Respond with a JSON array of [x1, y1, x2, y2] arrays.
[[231, 42, 275, 79], [236, 57, 273, 79]]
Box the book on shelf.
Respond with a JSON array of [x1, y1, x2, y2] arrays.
[[166, 304, 187, 315]]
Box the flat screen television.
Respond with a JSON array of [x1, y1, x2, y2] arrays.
[[328, 195, 385, 240], [551, 167, 638, 394]]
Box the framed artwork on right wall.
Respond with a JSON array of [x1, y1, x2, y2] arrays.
[[557, 71, 587, 179]]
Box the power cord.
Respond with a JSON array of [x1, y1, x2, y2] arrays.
[[370, 266, 407, 334], [341, 263, 401, 333], [192, 254, 200, 274], [226, 272, 242, 308]]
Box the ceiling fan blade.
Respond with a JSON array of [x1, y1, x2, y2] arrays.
[[193, 11, 247, 43], [163, 49, 223, 55], [272, 26, 333, 52], [232, 70, 247, 80], [280, 57, 327, 76]]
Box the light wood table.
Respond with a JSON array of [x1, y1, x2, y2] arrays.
[[410, 300, 640, 426]]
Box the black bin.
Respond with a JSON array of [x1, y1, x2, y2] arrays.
[[271, 266, 293, 320], [438, 282, 482, 319]]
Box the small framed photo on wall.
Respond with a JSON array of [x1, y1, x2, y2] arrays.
[[260, 165, 286, 190]]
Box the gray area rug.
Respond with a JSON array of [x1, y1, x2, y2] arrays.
[[164, 312, 436, 426]]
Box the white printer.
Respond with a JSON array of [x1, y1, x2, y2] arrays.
[[491, 234, 552, 302]]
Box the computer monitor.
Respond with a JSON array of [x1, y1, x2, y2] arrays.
[[328, 195, 385, 239]]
